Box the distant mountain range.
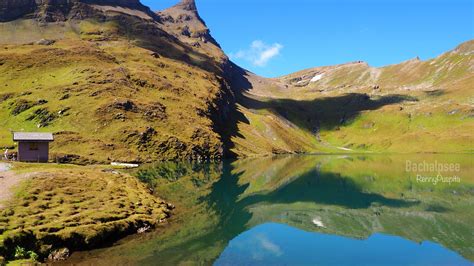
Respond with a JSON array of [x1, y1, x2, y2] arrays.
[[0, 0, 472, 163]]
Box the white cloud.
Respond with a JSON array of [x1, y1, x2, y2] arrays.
[[231, 40, 283, 67], [255, 234, 283, 256]]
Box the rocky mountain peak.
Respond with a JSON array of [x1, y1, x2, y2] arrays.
[[174, 0, 197, 11], [159, 0, 222, 54]]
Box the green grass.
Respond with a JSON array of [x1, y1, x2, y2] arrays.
[[229, 41, 474, 156], [0, 164, 170, 262], [0, 17, 224, 162], [0, 16, 472, 161]]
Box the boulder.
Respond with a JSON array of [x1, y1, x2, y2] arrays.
[[54, 153, 81, 163], [111, 100, 137, 112], [35, 39, 55, 46], [137, 224, 151, 234], [48, 247, 70, 261]]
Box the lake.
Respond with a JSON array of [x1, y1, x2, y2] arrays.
[[68, 154, 474, 265]]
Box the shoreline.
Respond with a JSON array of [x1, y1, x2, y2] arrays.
[[0, 163, 173, 264], [1, 153, 472, 264]]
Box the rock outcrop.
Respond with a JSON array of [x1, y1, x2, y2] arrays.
[[0, 0, 158, 22], [158, 0, 223, 59], [0, 0, 36, 21]]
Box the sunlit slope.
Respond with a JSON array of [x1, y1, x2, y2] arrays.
[[229, 41, 474, 155], [0, 0, 472, 159], [0, 17, 226, 162]]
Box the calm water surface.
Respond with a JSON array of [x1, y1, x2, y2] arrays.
[[69, 154, 474, 265]]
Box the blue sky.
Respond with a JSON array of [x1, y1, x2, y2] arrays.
[[143, 0, 474, 77]]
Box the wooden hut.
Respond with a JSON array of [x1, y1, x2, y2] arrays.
[[13, 132, 54, 162]]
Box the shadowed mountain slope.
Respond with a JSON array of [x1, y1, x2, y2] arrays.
[[224, 40, 474, 155]]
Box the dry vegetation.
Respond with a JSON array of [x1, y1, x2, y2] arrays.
[[0, 17, 226, 163], [0, 0, 471, 264], [0, 163, 172, 262]]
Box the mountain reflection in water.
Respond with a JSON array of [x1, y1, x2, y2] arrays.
[[68, 154, 474, 265]]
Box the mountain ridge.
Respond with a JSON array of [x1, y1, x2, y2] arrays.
[[0, 0, 159, 22], [0, 0, 472, 162]]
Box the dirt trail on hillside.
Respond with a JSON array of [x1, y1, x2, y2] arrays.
[[0, 162, 32, 209]]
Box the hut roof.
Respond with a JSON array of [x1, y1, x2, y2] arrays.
[[13, 132, 54, 142]]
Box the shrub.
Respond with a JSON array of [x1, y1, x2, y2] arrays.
[[27, 251, 39, 261], [13, 246, 27, 259]]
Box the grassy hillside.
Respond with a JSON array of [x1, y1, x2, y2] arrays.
[[0, 15, 227, 163], [0, 0, 472, 161], [227, 41, 474, 156]]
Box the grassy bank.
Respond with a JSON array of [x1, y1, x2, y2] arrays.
[[0, 163, 172, 263]]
